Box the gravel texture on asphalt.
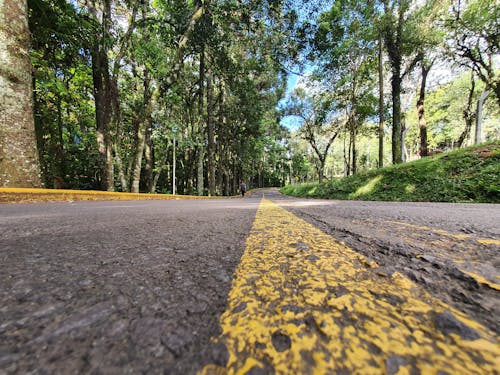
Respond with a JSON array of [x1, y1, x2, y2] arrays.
[[0, 198, 259, 374], [1, 190, 498, 374], [268, 190, 500, 335]]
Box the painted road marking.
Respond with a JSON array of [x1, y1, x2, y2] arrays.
[[200, 198, 499, 375], [387, 220, 499, 245], [386, 220, 500, 290]]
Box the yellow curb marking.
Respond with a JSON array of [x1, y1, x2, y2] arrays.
[[200, 199, 499, 375], [0, 187, 228, 203]]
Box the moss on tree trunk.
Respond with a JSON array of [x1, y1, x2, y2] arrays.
[[0, 0, 41, 187]]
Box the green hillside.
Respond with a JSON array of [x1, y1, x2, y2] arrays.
[[281, 142, 500, 203]]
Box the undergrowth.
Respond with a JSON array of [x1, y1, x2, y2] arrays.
[[281, 142, 500, 203]]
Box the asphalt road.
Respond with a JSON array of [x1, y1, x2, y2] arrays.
[[1, 190, 499, 374]]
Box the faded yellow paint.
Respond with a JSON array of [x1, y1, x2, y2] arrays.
[[461, 270, 500, 291], [0, 187, 228, 203], [478, 239, 500, 246], [388, 220, 497, 244], [386, 220, 499, 290], [199, 199, 500, 375]]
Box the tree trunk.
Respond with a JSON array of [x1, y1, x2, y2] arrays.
[[378, 32, 384, 168], [144, 126, 154, 193], [318, 159, 325, 183], [131, 116, 146, 193], [343, 131, 348, 176], [417, 63, 431, 157], [475, 89, 490, 144], [131, 69, 152, 193], [196, 48, 205, 196], [0, 0, 42, 187], [207, 70, 216, 196], [114, 143, 128, 191], [391, 67, 402, 164], [492, 81, 500, 109], [90, 0, 114, 191], [351, 125, 357, 175], [382, 0, 406, 164], [457, 72, 476, 148], [56, 94, 66, 180], [346, 128, 351, 176]]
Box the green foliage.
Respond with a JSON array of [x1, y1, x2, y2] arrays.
[[24, 0, 498, 195], [405, 71, 499, 152], [281, 142, 500, 203], [29, 0, 99, 189]]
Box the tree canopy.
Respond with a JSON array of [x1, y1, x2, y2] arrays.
[[0, 0, 498, 190]]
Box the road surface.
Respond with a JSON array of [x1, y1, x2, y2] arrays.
[[1, 190, 499, 374]]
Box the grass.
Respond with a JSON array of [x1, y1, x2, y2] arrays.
[[281, 141, 500, 203]]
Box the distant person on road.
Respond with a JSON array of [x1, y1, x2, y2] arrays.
[[240, 180, 247, 197]]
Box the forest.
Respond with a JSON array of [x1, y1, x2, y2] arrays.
[[0, 0, 498, 195]]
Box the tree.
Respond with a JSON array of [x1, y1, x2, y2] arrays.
[[413, 0, 445, 157], [0, 0, 41, 187], [29, 0, 97, 189], [380, 0, 422, 164], [87, 0, 116, 191], [285, 88, 342, 183], [446, 0, 500, 107], [306, 0, 377, 175]]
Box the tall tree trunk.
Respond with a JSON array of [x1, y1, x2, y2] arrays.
[[89, 0, 114, 191], [56, 94, 66, 181], [317, 158, 325, 183], [0, 0, 41, 187], [346, 128, 351, 176], [351, 118, 357, 175], [343, 131, 349, 176], [378, 32, 384, 168], [475, 89, 490, 144], [144, 126, 154, 193], [207, 70, 216, 196], [417, 62, 431, 157], [32, 75, 47, 185], [197, 48, 205, 196], [382, 0, 407, 164], [110, 1, 139, 192], [457, 72, 476, 148], [391, 66, 402, 164], [131, 69, 152, 193], [131, 116, 146, 193], [217, 82, 226, 195], [349, 79, 357, 174], [114, 143, 128, 191]]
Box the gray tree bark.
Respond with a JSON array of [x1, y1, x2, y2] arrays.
[[378, 32, 384, 168], [417, 62, 432, 157], [207, 70, 216, 196], [0, 0, 41, 187]]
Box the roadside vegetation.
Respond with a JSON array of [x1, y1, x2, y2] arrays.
[[1, 0, 498, 196], [281, 142, 500, 203]]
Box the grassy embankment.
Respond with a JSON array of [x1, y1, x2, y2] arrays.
[[281, 142, 500, 203]]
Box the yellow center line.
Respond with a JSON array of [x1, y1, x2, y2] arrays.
[[200, 199, 499, 375]]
